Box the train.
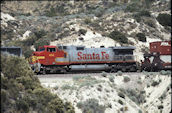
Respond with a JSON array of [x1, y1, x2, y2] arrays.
[[28, 41, 171, 74], [141, 41, 171, 71]]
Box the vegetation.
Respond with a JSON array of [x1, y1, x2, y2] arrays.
[[136, 33, 147, 42], [78, 29, 87, 35], [125, 2, 141, 12], [157, 13, 171, 27], [119, 88, 146, 105], [109, 76, 114, 82], [123, 76, 130, 83], [118, 92, 125, 99], [116, 71, 123, 76], [77, 98, 105, 113], [1, 54, 75, 113], [118, 99, 123, 105], [151, 80, 159, 87], [109, 30, 128, 44], [133, 10, 151, 22]]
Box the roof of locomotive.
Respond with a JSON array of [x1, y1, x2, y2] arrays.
[[56, 45, 136, 50], [110, 46, 136, 50]]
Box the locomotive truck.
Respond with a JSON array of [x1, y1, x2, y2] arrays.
[[28, 45, 138, 74]]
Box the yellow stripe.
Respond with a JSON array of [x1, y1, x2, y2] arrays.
[[37, 56, 45, 59]]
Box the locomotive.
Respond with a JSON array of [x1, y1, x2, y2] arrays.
[[28, 45, 138, 74], [141, 41, 171, 71], [28, 41, 171, 74]]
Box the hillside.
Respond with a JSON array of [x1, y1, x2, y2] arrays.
[[1, 0, 171, 60], [39, 72, 171, 113]]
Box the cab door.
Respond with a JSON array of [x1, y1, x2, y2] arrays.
[[46, 47, 56, 65]]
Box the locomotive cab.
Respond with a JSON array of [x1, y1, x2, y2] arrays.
[[29, 45, 68, 74]]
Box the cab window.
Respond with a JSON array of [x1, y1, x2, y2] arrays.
[[47, 48, 56, 52]]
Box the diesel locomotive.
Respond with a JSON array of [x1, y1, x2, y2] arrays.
[[28, 45, 138, 74]]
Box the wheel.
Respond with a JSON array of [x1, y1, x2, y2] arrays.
[[130, 66, 137, 72], [121, 67, 126, 72], [60, 69, 67, 74]]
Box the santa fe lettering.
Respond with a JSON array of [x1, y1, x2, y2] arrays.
[[77, 52, 109, 60]]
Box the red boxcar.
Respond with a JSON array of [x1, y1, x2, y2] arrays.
[[150, 41, 171, 55]]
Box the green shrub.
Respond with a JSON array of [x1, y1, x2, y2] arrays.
[[117, 71, 123, 76], [78, 29, 87, 35], [151, 80, 159, 87], [136, 33, 146, 42], [109, 76, 114, 82], [61, 85, 76, 90], [101, 71, 107, 77], [118, 99, 123, 105], [160, 70, 170, 75], [133, 13, 141, 22], [139, 10, 151, 17], [77, 98, 105, 113], [125, 2, 141, 12], [34, 38, 50, 50], [16, 99, 29, 113], [123, 76, 130, 83], [109, 30, 128, 44], [144, 18, 156, 28], [133, 10, 151, 22], [118, 92, 125, 99], [84, 18, 92, 24], [34, 29, 47, 39], [158, 105, 164, 109], [157, 13, 171, 27], [138, 109, 142, 113], [45, 7, 57, 17]]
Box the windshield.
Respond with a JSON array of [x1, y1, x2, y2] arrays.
[[39, 48, 45, 51]]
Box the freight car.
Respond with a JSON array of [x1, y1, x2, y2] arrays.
[[141, 41, 171, 71], [28, 45, 138, 74]]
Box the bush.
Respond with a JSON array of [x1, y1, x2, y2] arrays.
[[77, 98, 105, 113], [78, 29, 87, 35], [34, 38, 50, 50], [125, 2, 141, 12], [139, 10, 151, 17], [45, 7, 57, 17], [101, 71, 107, 77], [160, 70, 169, 75], [109, 30, 128, 44], [118, 99, 123, 105], [117, 71, 123, 76], [118, 92, 125, 99], [123, 76, 130, 83], [16, 99, 29, 113], [151, 80, 159, 87], [157, 13, 171, 27], [109, 76, 114, 82], [158, 105, 164, 109], [133, 10, 151, 22], [136, 33, 146, 42], [144, 18, 156, 28], [84, 18, 92, 24]]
